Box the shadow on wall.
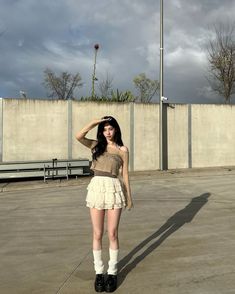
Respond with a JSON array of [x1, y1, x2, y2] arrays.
[[117, 192, 211, 287]]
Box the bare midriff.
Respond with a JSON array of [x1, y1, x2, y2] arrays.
[[93, 170, 117, 178]]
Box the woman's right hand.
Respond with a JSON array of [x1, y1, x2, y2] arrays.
[[76, 118, 110, 145], [91, 118, 111, 126]]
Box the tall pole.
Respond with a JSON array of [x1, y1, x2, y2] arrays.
[[159, 0, 164, 170], [92, 44, 99, 98]]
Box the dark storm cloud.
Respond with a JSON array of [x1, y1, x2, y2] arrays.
[[0, 0, 234, 103]]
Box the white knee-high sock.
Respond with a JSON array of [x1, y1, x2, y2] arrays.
[[107, 248, 119, 275], [93, 250, 104, 274]]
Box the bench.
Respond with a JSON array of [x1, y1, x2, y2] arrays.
[[0, 159, 90, 181]]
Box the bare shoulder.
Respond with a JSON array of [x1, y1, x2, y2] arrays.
[[119, 146, 129, 161], [119, 145, 129, 153]]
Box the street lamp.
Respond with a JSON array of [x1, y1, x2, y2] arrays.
[[92, 43, 99, 98], [159, 0, 164, 170]]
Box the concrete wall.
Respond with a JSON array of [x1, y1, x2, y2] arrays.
[[134, 103, 159, 170], [191, 104, 235, 167], [3, 99, 68, 161], [167, 104, 235, 169], [2, 98, 235, 170], [167, 104, 189, 169]]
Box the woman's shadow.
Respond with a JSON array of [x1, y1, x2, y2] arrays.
[[117, 192, 211, 287]]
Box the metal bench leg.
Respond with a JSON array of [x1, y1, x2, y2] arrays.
[[43, 165, 46, 182], [66, 163, 69, 180]]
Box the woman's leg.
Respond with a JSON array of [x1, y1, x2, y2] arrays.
[[107, 208, 122, 249], [106, 208, 122, 277], [90, 208, 105, 276], [90, 208, 105, 250]]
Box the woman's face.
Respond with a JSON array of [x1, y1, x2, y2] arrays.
[[103, 124, 116, 141]]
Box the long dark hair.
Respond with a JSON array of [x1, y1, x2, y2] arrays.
[[92, 116, 124, 160]]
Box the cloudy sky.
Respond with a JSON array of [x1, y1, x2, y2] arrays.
[[0, 0, 234, 103]]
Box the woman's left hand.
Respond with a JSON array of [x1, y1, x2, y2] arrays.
[[127, 199, 134, 210]]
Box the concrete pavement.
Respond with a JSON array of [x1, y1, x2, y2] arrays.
[[0, 167, 235, 294]]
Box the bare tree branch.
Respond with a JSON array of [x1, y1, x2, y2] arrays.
[[98, 72, 114, 98], [207, 22, 235, 103], [43, 68, 83, 100]]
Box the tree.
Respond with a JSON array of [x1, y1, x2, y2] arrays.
[[43, 68, 83, 100], [133, 73, 159, 103], [98, 72, 114, 98], [207, 22, 235, 103]]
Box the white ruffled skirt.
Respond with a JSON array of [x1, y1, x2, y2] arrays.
[[86, 176, 127, 210]]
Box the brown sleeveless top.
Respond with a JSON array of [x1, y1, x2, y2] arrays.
[[91, 152, 123, 177]]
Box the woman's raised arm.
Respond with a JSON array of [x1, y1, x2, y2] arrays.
[[75, 118, 109, 149]]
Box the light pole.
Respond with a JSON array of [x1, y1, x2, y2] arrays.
[[92, 43, 99, 98], [159, 0, 164, 170]]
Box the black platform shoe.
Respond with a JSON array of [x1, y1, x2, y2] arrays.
[[105, 274, 117, 293], [94, 274, 105, 292]]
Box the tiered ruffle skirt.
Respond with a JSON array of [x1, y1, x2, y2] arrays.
[[86, 176, 127, 210]]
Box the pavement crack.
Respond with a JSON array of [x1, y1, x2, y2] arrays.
[[55, 249, 91, 294]]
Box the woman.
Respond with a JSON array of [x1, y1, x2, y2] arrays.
[[75, 116, 133, 292]]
